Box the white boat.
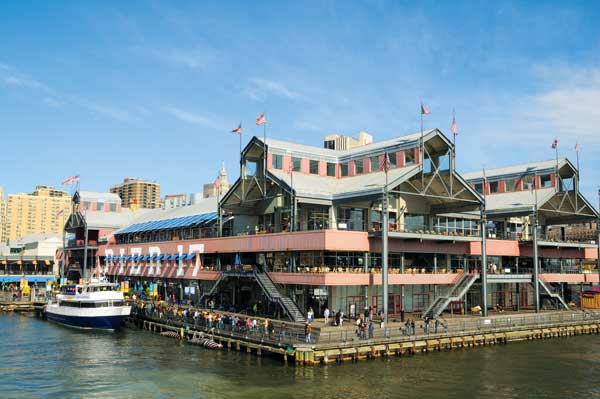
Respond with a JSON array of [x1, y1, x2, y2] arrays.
[[46, 278, 131, 330]]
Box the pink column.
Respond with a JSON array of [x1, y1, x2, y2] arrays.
[[498, 180, 506, 193], [318, 161, 327, 176], [550, 173, 556, 188], [515, 178, 522, 191], [363, 158, 370, 173], [283, 155, 292, 172], [267, 152, 273, 170], [397, 151, 405, 167], [414, 147, 421, 164], [301, 158, 310, 174], [348, 161, 356, 176], [535, 175, 542, 189]]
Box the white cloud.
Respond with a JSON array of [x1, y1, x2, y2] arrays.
[[245, 78, 301, 101], [161, 105, 225, 130], [0, 64, 52, 92]]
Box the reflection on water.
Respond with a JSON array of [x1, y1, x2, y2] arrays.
[[1, 313, 599, 399]]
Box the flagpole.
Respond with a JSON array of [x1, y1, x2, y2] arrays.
[[263, 113, 267, 198], [420, 106, 424, 187], [382, 151, 389, 329]]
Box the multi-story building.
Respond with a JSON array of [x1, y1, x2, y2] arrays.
[[110, 178, 161, 209], [0, 233, 62, 285], [202, 163, 230, 198], [3, 185, 72, 242], [97, 130, 599, 321], [0, 186, 7, 243], [61, 191, 141, 280]]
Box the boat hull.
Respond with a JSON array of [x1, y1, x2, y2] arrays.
[[46, 311, 128, 330]]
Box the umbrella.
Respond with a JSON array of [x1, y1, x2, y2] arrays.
[[234, 254, 241, 266]]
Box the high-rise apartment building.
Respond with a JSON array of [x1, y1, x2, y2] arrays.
[[0, 187, 7, 243], [109, 178, 161, 209], [4, 185, 72, 241]]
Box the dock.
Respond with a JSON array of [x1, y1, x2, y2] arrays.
[[126, 306, 600, 366]]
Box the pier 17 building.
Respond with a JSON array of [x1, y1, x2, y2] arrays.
[[97, 130, 599, 321]]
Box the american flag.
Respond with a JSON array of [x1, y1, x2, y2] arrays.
[[451, 116, 458, 136], [420, 102, 430, 115], [256, 113, 266, 125], [61, 175, 79, 185], [551, 138, 558, 149], [231, 123, 242, 134], [379, 153, 391, 172], [575, 142, 580, 152]]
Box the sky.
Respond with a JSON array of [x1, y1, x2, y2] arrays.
[[1, 0, 599, 204]]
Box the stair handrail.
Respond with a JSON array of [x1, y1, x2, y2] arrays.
[[255, 271, 305, 321]]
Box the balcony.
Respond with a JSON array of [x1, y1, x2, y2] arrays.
[[370, 223, 481, 242]]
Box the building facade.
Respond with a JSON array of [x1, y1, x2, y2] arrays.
[[110, 178, 161, 209], [3, 185, 72, 242], [0, 186, 7, 243], [202, 163, 230, 198], [97, 130, 599, 321]]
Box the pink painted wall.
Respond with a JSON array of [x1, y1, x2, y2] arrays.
[[397, 151, 405, 167], [318, 161, 327, 177], [282, 155, 292, 173], [541, 273, 585, 283], [267, 152, 273, 170], [469, 240, 519, 256], [414, 147, 421, 165], [584, 248, 598, 260], [363, 158, 370, 174], [348, 161, 356, 177], [300, 158, 310, 174]]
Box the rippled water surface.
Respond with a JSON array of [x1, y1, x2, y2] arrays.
[[1, 313, 599, 399]]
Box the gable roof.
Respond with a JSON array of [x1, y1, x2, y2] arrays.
[[463, 158, 570, 181]]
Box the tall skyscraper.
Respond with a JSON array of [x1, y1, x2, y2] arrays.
[[4, 185, 72, 241], [109, 178, 161, 209]]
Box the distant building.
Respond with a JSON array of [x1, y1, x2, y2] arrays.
[[110, 178, 161, 209], [0, 233, 63, 278], [323, 132, 373, 150], [548, 222, 598, 242], [0, 186, 6, 243], [163, 193, 189, 209], [3, 185, 72, 242], [202, 163, 230, 198]]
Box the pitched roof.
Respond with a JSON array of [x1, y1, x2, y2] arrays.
[[130, 197, 218, 223], [463, 158, 568, 181], [79, 191, 121, 203], [259, 129, 437, 161], [83, 208, 141, 229], [483, 187, 556, 214], [269, 165, 420, 199]]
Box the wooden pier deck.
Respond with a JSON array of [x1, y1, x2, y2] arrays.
[[126, 309, 600, 366]]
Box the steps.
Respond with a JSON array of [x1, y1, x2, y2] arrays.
[[538, 280, 569, 310], [198, 272, 225, 306], [422, 274, 479, 319], [254, 272, 306, 323]]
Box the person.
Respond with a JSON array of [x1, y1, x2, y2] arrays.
[[424, 316, 430, 335], [368, 321, 374, 339], [434, 318, 440, 334], [323, 307, 330, 325], [404, 319, 411, 336], [307, 307, 314, 323], [253, 303, 258, 314], [339, 310, 344, 327], [305, 323, 312, 343], [411, 319, 416, 335], [364, 307, 370, 323]]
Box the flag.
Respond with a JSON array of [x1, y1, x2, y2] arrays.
[[420, 102, 430, 115], [256, 113, 266, 125], [231, 123, 242, 134], [551, 138, 558, 149], [451, 116, 458, 136], [379, 153, 391, 172], [61, 175, 79, 185], [575, 142, 580, 153]]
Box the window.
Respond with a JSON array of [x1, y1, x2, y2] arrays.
[[561, 177, 574, 191], [389, 153, 397, 167], [405, 148, 415, 165], [245, 160, 257, 176], [355, 160, 363, 175], [505, 180, 516, 192], [340, 162, 348, 177], [489, 181, 499, 193], [337, 208, 366, 231], [370, 156, 378, 172], [83, 201, 90, 210], [273, 154, 283, 169], [540, 174, 552, 188], [97, 202, 104, 211], [403, 214, 427, 232], [292, 157, 302, 172], [309, 160, 319, 174], [327, 163, 336, 177], [474, 183, 483, 194], [324, 140, 335, 149], [109, 203, 117, 212], [522, 175, 534, 190]]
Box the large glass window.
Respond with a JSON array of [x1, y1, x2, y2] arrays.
[[405, 148, 415, 165], [474, 183, 483, 194], [273, 154, 283, 169], [307, 208, 329, 230], [337, 208, 366, 231], [355, 160, 363, 175], [96, 202, 104, 211], [246, 161, 257, 176], [540, 174, 552, 188], [403, 214, 427, 232], [327, 162, 336, 177], [340, 162, 349, 177], [292, 157, 302, 172], [505, 179, 516, 192], [489, 181, 499, 193], [309, 160, 319, 174], [370, 156, 378, 172], [109, 203, 117, 212], [389, 152, 397, 167]]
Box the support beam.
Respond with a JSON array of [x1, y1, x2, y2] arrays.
[[382, 187, 389, 327], [480, 206, 488, 316], [400, 253, 405, 315], [533, 212, 541, 313]]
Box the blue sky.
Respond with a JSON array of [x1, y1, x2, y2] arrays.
[[1, 1, 599, 203]]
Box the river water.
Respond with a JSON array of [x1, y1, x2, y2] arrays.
[[1, 313, 599, 399]]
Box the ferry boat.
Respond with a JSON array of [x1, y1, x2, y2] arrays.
[[46, 278, 131, 330]]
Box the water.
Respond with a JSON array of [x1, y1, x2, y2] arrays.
[[1, 313, 599, 399]]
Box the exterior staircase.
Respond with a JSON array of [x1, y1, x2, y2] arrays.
[[422, 273, 479, 319], [198, 272, 226, 306], [254, 272, 306, 323], [538, 280, 569, 310]]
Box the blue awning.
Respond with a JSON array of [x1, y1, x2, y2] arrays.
[[0, 275, 56, 283], [124, 256, 132, 261], [170, 254, 179, 261], [150, 255, 158, 261], [105, 256, 111, 262], [185, 253, 196, 261], [143, 255, 150, 261], [115, 211, 219, 235]]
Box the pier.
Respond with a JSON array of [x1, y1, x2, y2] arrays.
[[126, 302, 600, 366]]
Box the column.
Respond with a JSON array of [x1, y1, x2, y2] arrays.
[[329, 206, 337, 230], [382, 189, 389, 326], [515, 256, 520, 312], [433, 253, 438, 299], [364, 252, 369, 311], [400, 253, 405, 313], [480, 207, 488, 316], [533, 212, 540, 313]]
